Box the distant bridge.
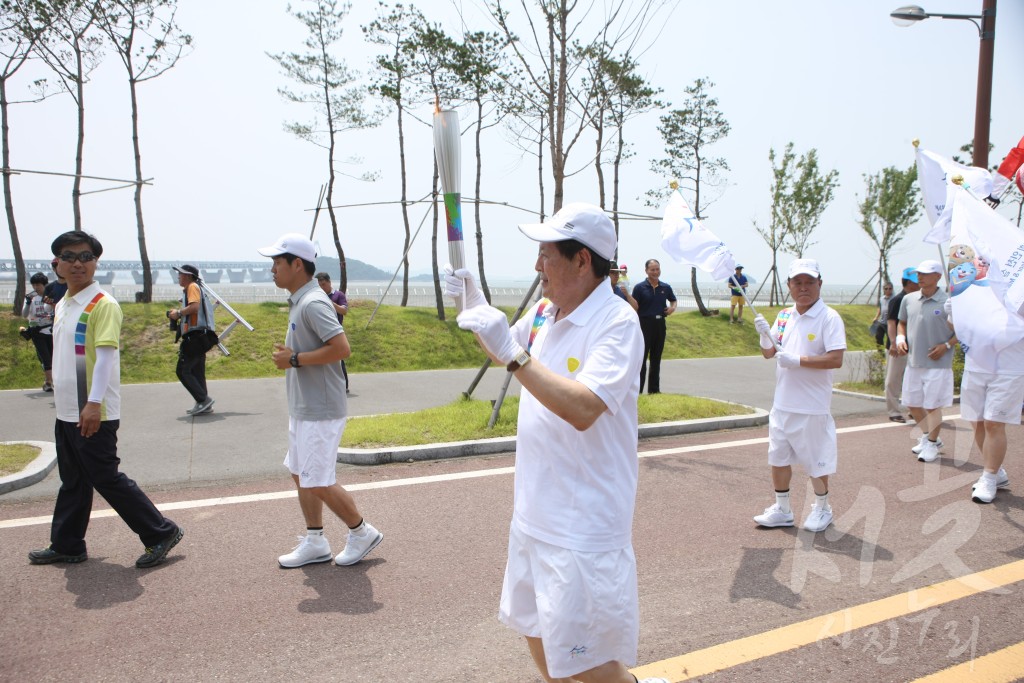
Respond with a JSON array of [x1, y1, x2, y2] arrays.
[[0, 260, 274, 284]]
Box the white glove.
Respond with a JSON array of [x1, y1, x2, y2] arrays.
[[754, 314, 775, 349], [943, 297, 953, 322], [443, 264, 487, 310], [457, 305, 523, 364], [776, 350, 801, 369]]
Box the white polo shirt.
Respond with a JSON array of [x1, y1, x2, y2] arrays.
[[52, 282, 122, 422], [509, 280, 644, 552], [769, 298, 846, 415]]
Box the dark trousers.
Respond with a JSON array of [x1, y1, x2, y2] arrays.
[[176, 348, 208, 402], [31, 332, 53, 370], [51, 420, 176, 555], [639, 316, 667, 394]]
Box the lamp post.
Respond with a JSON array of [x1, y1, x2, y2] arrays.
[[890, 1, 997, 168]]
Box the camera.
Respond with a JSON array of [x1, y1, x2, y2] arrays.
[[166, 309, 179, 331]]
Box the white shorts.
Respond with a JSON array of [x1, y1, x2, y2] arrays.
[[498, 524, 638, 679], [901, 366, 954, 410], [768, 409, 837, 478], [960, 370, 1024, 424], [283, 417, 347, 487]]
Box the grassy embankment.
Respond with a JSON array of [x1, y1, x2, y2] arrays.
[[2, 298, 883, 447]]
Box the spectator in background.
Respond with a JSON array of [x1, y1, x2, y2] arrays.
[[21, 271, 55, 392], [873, 281, 893, 347], [316, 272, 350, 394], [609, 261, 638, 312], [168, 265, 216, 415], [885, 269, 919, 423], [632, 258, 677, 394], [43, 258, 68, 306], [729, 265, 749, 324]]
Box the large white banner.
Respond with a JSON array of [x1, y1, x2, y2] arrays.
[[916, 146, 992, 244], [660, 192, 736, 281]]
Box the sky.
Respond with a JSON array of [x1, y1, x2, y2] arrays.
[[4, 0, 1024, 289]]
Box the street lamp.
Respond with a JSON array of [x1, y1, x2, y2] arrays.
[[890, 2, 997, 168]]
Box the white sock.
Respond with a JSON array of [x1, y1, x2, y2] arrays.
[[815, 491, 829, 509], [775, 490, 791, 514], [981, 471, 998, 484], [307, 528, 324, 537], [349, 520, 366, 535]]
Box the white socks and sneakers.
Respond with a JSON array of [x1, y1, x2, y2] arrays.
[[279, 521, 384, 568], [754, 489, 833, 532], [972, 468, 1010, 504]]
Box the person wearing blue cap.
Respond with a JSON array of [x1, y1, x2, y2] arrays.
[[884, 268, 919, 422]]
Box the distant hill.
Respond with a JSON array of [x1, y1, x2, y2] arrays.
[[314, 256, 391, 281]]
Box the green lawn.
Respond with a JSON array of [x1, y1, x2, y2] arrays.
[[0, 298, 882, 390], [0, 443, 41, 476], [341, 393, 753, 448]]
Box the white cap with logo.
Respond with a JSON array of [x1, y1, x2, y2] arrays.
[[788, 258, 821, 279], [915, 259, 944, 275], [518, 202, 616, 261], [257, 233, 317, 262]]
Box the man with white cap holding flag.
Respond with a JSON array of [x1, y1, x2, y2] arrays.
[[445, 203, 666, 683], [896, 259, 957, 464], [753, 258, 846, 533]]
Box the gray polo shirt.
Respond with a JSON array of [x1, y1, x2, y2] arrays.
[[285, 279, 348, 420], [899, 289, 954, 369]]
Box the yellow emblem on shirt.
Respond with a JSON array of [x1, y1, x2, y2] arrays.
[[567, 357, 580, 373], [807, 333, 817, 341]]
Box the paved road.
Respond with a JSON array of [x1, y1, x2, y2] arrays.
[[5, 355, 1022, 681]]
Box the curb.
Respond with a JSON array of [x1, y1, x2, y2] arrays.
[[832, 388, 960, 404], [0, 441, 57, 495], [337, 405, 769, 466]]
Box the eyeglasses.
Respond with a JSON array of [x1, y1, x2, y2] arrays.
[[58, 251, 97, 263]]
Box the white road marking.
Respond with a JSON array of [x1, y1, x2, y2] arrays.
[[1, 417, 955, 530]]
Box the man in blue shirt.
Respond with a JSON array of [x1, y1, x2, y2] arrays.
[[729, 265, 749, 324], [631, 259, 677, 393]]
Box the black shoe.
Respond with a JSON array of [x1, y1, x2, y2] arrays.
[[29, 545, 87, 565], [192, 398, 215, 415], [136, 526, 184, 569], [889, 415, 907, 423]]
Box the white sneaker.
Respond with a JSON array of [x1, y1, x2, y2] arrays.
[[335, 523, 383, 566], [278, 534, 332, 568], [911, 435, 943, 454], [802, 503, 833, 532], [917, 439, 940, 462], [972, 468, 1009, 491], [753, 503, 794, 528], [972, 477, 998, 504]]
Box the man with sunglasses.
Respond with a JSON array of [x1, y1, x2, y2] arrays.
[[28, 231, 184, 569]]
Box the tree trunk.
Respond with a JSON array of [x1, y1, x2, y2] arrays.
[[690, 266, 708, 316], [474, 98, 491, 303], [594, 119, 605, 209], [323, 80, 346, 290], [431, 160, 444, 321], [611, 126, 624, 245], [770, 248, 781, 306], [128, 75, 152, 303], [72, 45, 86, 231], [1, 77, 26, 315], [397, 98, 410, 306]]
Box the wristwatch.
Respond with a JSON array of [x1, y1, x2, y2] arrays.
[[506, 349, 531, 373], [289, 352, 301, 368], [944, 340, 953, 350]]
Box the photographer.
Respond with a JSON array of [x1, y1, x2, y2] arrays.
[[20, 272, 54, 392], [168, 265, 215, 415]]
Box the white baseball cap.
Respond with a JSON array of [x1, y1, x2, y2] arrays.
[[788, 258, 821, 279], [915, 259, 944, 275], [518, 202, 616, 261], [257, 233, 317, 262]]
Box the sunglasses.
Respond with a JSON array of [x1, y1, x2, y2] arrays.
[[59, 251, 97, 263]]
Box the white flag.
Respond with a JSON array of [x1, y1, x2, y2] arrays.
[[947, 187, 1024, 371], [660, 192, 736, 281], [915, 146, 992, 244]]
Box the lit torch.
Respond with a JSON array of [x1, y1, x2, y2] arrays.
[[433, 105, 466, 310]]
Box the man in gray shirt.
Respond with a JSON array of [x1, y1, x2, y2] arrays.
[[896, 259, 957, 463], [258, 233, 383, 568]]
